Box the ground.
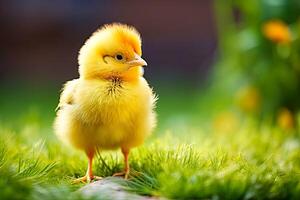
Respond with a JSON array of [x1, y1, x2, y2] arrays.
[[0, 85, 300, 200]]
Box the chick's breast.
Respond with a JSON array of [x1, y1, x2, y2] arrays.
[[54, 78, 156, 152]]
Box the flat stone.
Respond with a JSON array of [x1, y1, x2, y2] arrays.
[[78, 177, 159, 200]]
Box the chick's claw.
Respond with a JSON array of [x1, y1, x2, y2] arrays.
[[72, 175, 102, 184], [112, 171, 129, 179]]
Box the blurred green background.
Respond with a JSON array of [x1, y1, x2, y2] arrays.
[[1, 0, 299, 134], [1, 0, 300, 199]]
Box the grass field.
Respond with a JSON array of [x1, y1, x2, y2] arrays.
[[1, 85, 300, 200]]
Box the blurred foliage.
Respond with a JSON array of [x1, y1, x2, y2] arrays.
[[212, 0, 300, 126]]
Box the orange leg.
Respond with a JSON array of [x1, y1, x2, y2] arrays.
[[113, 148, 130, 179], [72, 150, 102, 184]]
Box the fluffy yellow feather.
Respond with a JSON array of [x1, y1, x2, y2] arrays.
[[54, 23, 157, 182]]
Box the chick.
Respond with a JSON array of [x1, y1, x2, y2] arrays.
[[54, 23, 157, 182]]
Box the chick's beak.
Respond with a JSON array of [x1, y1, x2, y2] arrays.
[[127, 53, 147, 67]]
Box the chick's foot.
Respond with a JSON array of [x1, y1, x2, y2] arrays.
[[112, 171, 129, 179], [72, 175, 102, 184]]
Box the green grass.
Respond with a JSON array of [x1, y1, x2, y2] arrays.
[[1, 86, 300, 199]]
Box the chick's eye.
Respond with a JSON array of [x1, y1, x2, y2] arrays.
[[115, 54, 125, 61]]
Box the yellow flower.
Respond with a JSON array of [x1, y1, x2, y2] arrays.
[[277, 108, 294, 130], [262, 20, 291, 44], [236, 86, 261, 113], [213, 112, 238, 134]]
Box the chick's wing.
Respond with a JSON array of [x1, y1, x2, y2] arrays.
[[55, 79, 79, 112]]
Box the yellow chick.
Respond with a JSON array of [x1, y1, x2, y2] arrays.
[[54, 23, 157, 182]]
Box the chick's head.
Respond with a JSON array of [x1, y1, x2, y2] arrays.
[[78, 23, 147, 80]]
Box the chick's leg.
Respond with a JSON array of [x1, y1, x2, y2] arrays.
[[113, 148, 130, 179], [72, 150, 102, 183]]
